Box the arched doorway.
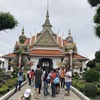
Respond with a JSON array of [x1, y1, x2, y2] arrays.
[[38, 58, 53, 72]]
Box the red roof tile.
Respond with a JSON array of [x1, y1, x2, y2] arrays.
[[30, 49, 63, 55], [74, 54, 88, 61], [3, 53, 16, 58]]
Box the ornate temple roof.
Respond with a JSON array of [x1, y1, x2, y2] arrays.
[[40, 10, 53, 34], [34, 29, 59, 47], [2, 9, 88, 62]]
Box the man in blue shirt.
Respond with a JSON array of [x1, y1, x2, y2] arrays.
[[15, 69, 24, 92]]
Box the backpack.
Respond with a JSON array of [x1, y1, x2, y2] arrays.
[[54, 77, 59, 84]]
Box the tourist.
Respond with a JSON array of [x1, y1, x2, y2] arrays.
[[43, 70, 50, 96], [65, 67, 72, 96], [55, 68, 60, 94], [15, 69, 24, 92], [27, 69, 32, 85], [18, 89, 34, 100], [60, 67, 65, 88], [34, 64, 43, 99], [30, 69, 34, 87], [50, 69, 56, 98]]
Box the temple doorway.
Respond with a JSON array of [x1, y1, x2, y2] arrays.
[[38, 58, 53, 72]]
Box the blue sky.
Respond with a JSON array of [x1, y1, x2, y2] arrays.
[[0, 0, 100, 58]]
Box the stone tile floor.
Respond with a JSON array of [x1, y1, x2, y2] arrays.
[[8, 83, 82, 100]]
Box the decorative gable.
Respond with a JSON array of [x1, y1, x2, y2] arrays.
[[34, 30, 59, 47]]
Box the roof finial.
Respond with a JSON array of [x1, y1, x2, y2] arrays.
[[68, 28, 71, 36], [22, 27, 24, 34], [42, 0, 52, 28], [46, 0, 49, 17]]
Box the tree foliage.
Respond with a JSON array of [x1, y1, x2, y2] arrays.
[[93, 50, 100, 63], [93, 62, 100, 71], [87, 0, 100, 38], [95, 50, 100, 59], [86, 60, 95, 68], [88, 0, 100, 7], [0, 12, 18, 31], [84, 83, 97, 97], [84, 69, 99, 82]]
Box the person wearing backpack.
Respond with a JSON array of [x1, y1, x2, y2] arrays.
[[43, 70, 50, 96], [15, 69, 24, 92], [50, 69, 56, 98], [27, 70, 31, 85], [55, 68, 60, 94]]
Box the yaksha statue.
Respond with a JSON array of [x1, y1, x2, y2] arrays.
[[61, 31, 81, 69], [10, 28, 33, 68], [63, 31, 77, 54]]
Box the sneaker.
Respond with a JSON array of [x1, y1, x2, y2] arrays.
[[47, 93, 50, 95], [51, 95, 55, 98], [44, 94, 47, 96]]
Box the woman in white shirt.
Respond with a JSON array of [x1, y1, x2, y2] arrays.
[[65, 68, 72, 96]]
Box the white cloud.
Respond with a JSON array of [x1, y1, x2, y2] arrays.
[[0, 0, 100, 57], [88, 53, 95, 60], [0, 41, 11, 54]]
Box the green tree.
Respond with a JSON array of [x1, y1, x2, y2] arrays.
[[86, 60, 95, 68], [84, 69, 99, 82], [0, 12, 18, 31], [93, 62, 100, 71], [87, 0, 100, 38], [95, 50, 100, 59], [93, 50, 100, 63]]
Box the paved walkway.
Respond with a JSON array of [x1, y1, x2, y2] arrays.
[[8, 82, 82, 100]]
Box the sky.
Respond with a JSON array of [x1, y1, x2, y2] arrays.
[[0, 0, 100, 58]]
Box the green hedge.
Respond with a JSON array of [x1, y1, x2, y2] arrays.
[[4, 78, 17, 88], [0, 85, 8, 94], [97, 88, 100, 95], [0, 78, 17, 95], [84, 83, 97, 97], [84, 69, 99, 82]]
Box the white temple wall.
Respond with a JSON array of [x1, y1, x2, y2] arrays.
[[82, 61, 87, 72], [52, 57, 61, 68], [74, 61, 87, 73], [0, 62, 4, 68], [30, 57, 40, 70], [3, 59, 8, 71]]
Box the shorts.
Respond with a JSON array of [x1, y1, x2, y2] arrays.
[[65, 82, 71, 90], [35, 83, 41, 88], [55, 83, 60, 87]]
